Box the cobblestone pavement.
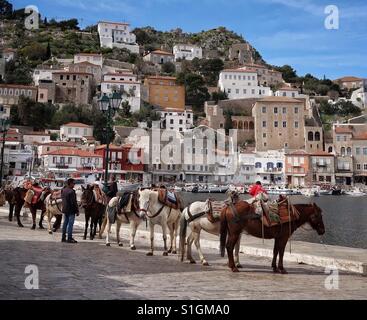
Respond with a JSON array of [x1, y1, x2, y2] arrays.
[[0, 212, 366, 300]]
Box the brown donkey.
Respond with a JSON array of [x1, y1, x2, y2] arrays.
[[220, 200, 326, 273]]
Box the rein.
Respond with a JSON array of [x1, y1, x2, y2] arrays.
[[140, 203, 166, 219], [186, 201, 212, 223]]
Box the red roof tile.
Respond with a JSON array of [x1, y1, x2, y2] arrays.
[[44, 148, 102, 157]]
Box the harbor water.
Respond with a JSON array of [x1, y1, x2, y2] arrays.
[[179, 192, 367, 249]]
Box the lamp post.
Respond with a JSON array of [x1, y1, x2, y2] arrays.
[[98, 92, 122, 193], [0, 118, 11, 187]]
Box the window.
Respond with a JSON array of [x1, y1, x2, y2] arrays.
[[255, 162, 262, 168], [274, 121, 278, 128], [263, 133, 266, 138], [53, 157, 56, 164], [282, 107, 286, 114], [262, 121, 266, 128], [356, 147, 361, 155], [295, 107, 299, 114], [347, 147, 352, 156], [308, 132, 314, 141], [363, 148, 367, 155], [68, 128, 72, 134], [283, 121, 287, 128], [68, 157, 72, 164], [274, 107, 278, 114], [243, 89, 247, 94], [295, 121, 299, 128], [364, 164, 367, 170], [341, 147, 346, 156], [262, 107, 266, 113], [315, 132, 321, 141]]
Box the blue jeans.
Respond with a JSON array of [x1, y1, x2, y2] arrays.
[[62, 214, 76, 240]]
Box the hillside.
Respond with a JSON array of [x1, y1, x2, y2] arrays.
[[0, 6, 266, 66], [134, 26, 265, 64]]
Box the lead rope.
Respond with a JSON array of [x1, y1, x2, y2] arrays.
[[288, 198, 292, 254]]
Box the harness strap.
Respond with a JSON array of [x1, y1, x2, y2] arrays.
[[146, 204, 166, 219]]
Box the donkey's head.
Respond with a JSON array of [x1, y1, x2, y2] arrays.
[[138, 188, 152, 218], [307, 203, 325, 235]]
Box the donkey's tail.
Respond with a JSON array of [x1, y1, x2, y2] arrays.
[[220, 208, 228, 258], [179, 210, 188, 262], [99, 210, 108, 239]]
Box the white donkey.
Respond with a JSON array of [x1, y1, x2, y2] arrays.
[[99, 194, 143, 249], [45, 188, 83, 234], [138, 189, 181, 256], [179, 199, 242, 267]]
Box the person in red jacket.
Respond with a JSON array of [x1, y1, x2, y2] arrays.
[[249, 181, 267, 197]]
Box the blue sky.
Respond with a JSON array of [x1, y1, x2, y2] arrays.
[[11, 0, 367, 79]]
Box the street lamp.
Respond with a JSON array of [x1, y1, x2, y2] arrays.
[[97, 92, 122, 193], [0, 118, 11, 187]]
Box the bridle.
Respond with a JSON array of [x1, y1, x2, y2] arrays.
[[139, 198, 167, 219]]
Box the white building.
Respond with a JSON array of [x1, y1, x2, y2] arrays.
[[74, 53, 103, 67], [42, 148, 103, 175], [158, 107, 194, 132], [97, 21, 139, 53], [60, 122, 94, 143], [275, 87, 300, 98], [33, 67, 64, 86], [143, 50, 175, 65], [236, 152, 256, 184], [218, 69, 272, 99], [23, 132, 51, 145], [254, 151, 285, 185], [173, 44, 203, 61], [350, 80, 367, 109], [101, 73, 141, 113]]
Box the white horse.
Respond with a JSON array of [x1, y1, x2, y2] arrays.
[[138, 189, 181, 256], [99, 194, 143, 249], [45, 188, 83, 234], [179, 199, 242, 267]]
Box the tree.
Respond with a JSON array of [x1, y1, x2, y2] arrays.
[[14, 97, 56, 130], [177, 72, 210, 113], [273, 65, 298, 83], [4, 58, 33, 85], [161, 61, 176, 74], [211, 90, 228, 103], [46, 42, 52, 60], [199, 58, 224, 86], [0, 0, 12, 18]]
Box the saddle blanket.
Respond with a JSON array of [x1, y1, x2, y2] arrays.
[[158, 189, 181, 210], [108, 194, 134, 224]]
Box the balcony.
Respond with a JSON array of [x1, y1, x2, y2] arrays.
[[56, 163, 69, 169]]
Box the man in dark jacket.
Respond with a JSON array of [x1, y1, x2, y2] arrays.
[[107, 175, 118, 199], [61, 178, 79, 243]]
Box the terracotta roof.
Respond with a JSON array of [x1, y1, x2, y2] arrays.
[[310, 152, 334, 157], [62, 122, 93, 128], [146, 76, 177, 81], [148, 50, 174, 56], [334, 127, 353, 134], [104, 73, 135, 77], [222, 69, 257, 74], [352, 133, 367, 140], [24, 132, 50, 136], [75, 53, 102, 57], [0, 84, 37, 90], [257, 96, 303, 103], [40, 142, 77, 147], [334, 76, 363, 82], [278, 87, 299, 91], [98, 21, 130, 26], [95, 144, 124, 151], [44, 148, 102, 157], [102, 80, 141, 85]]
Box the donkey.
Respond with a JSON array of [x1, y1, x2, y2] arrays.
[[179, 199, 242, 267], [220, 199, 326, 273], [81, 185, 106, 240], [138, 188, 181, 256], [99, 192, 144, 249]]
